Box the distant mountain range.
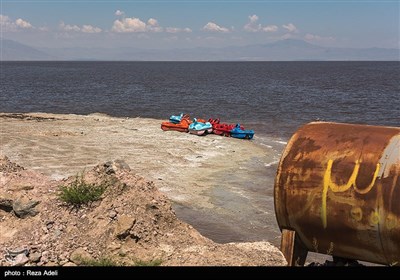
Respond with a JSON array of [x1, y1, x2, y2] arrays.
[[1, 39, 55, 60], [1, 38, 399, 61]]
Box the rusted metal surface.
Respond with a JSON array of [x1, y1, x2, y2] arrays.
[[274, 122, 400, 266]]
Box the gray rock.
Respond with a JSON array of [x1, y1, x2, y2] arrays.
[[7, 248, 29, 257], [13, 199, 40, 218], [104, 160, 131, 175], [0, 197, 13, 212], [12, 254, 29, 266], [114, 159, 131, 171]]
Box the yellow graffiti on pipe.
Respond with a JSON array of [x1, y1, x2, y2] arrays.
[[321, 159, 380, 228]]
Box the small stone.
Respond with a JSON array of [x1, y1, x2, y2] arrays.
[[103, 160, 131, 175], [53, 229, 62, 238], [59, 260, 68, 266], [13, 199, 40, 218], [118, 248, 128, 257], [59, 252, 69, 260], [109, 210, 117, 219], [29, 252, 42, 263], [107, 243, 121, 251], [115, 215, 136, 239], [63, 262, 77, 267], [91, 201, 101, 208], [12, 254, 29, 266], [70, 248, 92, 265], [41, 251, 50, 263], [0, 197, 13, 212]]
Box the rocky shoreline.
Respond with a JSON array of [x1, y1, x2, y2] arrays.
[[0, 156, 286, 266], [0, 112, 281, 245], [0, 112, 286, 266]]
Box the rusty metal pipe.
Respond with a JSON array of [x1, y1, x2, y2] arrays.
[[274, 122, 400, 266]]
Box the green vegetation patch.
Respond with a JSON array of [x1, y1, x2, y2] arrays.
[[78, 257, 118, 267], [58, 173, 107, 206]]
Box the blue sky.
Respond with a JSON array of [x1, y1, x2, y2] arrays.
[[1, 0, 399, 49]]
